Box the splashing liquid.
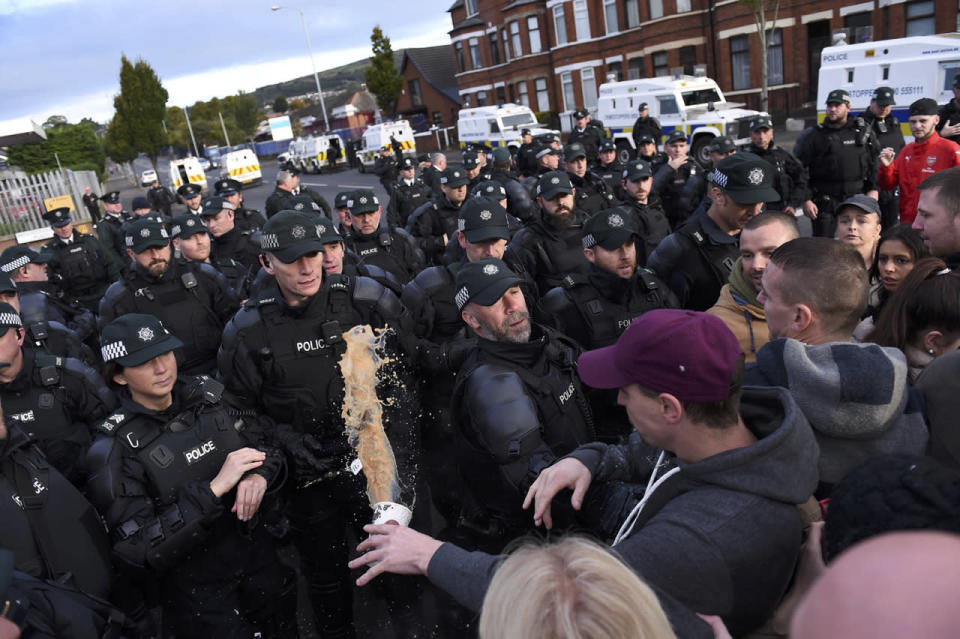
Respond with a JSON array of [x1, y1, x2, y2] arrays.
[[339, 324, 401, 506]]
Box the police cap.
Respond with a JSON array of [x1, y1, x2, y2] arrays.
[[100, 313, 184, 367], [636, 133, 656, 145], [461, 150, 479, 170], [622, 159, 652, 182], [0, 273, 16, 295], [347, 189, 381, 215], [536, 171, 574, 200], [287, 194, 323, 214], [440, 167, 470, 188], [214, 178, 242, 196], [313, 216, 343, 244], [200, 196, 234, 217], [177, 183, 203, 199], [563, 143, 587, 162], [491, 147, 512, 164], [708, 135, 737, 154], [43, 207, 72, 228], [520, 128, 532, 136], [573, 108, 589, 119], [665, 130, 687, 145], [259, 210, 327, 263], [0, 302, 23, 338], [453, 257, 522, 311], [582, 208, 637, 251], [749, 115, 773, 131], [101, 191, 121, 204], [471, 180, 507, 200], [599, 139, 617, 153], [535, 144, 560, 160], [170, 214, 209, 239], [826, 89, 850, 105], [125, 217, 170, 254], [638, 102, 649, 111], [709, 153, 779, 204], [131, 196, 150, 211], [398, 156, 417, 170], [334, 191, 352, 210], [873, 87, 895, 107], [458, 197, 511, 244], [0, 245, 49, 273]]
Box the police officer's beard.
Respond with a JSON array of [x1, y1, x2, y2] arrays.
[[147, 259, 169, 278], [481, 310, 531, 344], [546, 206, 573, 230]]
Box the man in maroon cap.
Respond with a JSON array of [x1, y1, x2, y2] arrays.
[[347, 310, 819, 637]]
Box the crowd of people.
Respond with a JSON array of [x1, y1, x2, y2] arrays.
[[3, 82, 960, 639]]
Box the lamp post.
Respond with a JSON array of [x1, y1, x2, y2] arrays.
[[271, 5, 330, 132]]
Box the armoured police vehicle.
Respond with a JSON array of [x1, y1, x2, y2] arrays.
[[357, 121, 416, 172], [457, 103, 559, 150]]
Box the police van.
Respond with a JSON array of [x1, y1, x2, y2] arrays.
[[596, 75, 764, 164], [169, 157, 207, 193], [358, 121, 416, 172], [290, 134, 345, 173], [457, 103, 559, 150], [221, 148, 262, 187], [817, 34, 960, 143]]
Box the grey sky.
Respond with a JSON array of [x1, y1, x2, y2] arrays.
[[0, 0, 453, 126]]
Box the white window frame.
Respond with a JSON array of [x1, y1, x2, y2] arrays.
[[730, 35, 751, 90], [527, 16, 542, 54], [625, 0, 640, 28], [766, 28, 784, 85], [517, 81, 530, 107], [536, 77, 550, 111], [468, 37, 482, 69], [465, 0, 478, 16], [573, 0, 590, 41], [677, 0, 691, 12], [649, 0, 663, 20], [553, 5, 568, 46], [502, 28, 511, 62], [510, 21, 523, 59], [603, 0, 619, 34], [561, 71, 575, 111], [580, 67, 598, 108]]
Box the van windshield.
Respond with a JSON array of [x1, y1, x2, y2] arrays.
[[501, 113, 538, 128], [681, 88, 722, 107]]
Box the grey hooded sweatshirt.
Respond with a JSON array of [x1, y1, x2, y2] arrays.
[[746, 338, 929, 492], [426, 386, 819, 637]]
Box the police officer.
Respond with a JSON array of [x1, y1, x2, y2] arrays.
[[489, 147, 534, 223], [0, 304, 116, 486], [373, 145, 400, 196], [859, 87, 906, 228], [86, 314, 296, 638], [595, 139, 625, 195], [567, 108, 604, 164], [333, 190, 354, 238], [147, 179, 176, 217], [744, 114, 813, 233], [564, 143, 619, 215], [631, 102, 662, 151], [421, 152, 446, 198], [264, 170, 298, 219], [82, 185, 101, 222], [95, 190, 129, 267], [615, 159, 671, 266], [98, 217, 240, 375], [407, 167, 469, 267], [177, 183, 204, 216], [794, 88, 879, 238], [129, 195, 163, 225], [170, 214, 211, 264], [526, 145, 562, 189], [450, 257, 594, 551], [307, 216, 403, 296], [462, 149, 483, 189], [516, 128, 539, 177], [937, 73, 960, 144], [218, 210, 422, 638], [214, 178, 267, 233], [652, 130, 704, 228], [636, 133, 667, 172], [505, 171, 591, 293], [687, 135, 737, 213], [43, 207, 121, 313], [294, 174, 333, 218], [344, 188, 424, 283], [201, 196, 261, 275], [386, 156, 432, 228], [648, 153, 778, 311]]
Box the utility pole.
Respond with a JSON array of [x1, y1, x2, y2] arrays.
[[272, 6, 330, 131], [184, 106, 200, 157], [219, 111, 232, 147]]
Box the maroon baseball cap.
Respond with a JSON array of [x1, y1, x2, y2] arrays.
[[578, 310, 743, 402]]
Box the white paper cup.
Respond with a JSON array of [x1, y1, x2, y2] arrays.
[[372, 501, 412, 527]]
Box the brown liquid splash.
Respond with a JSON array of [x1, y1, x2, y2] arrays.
[[339, 324, 400, 506]]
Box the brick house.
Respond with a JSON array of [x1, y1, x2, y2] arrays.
[[448, 0, 958, 128], [394, 45, 462, 151]]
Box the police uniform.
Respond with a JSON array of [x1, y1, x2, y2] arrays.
[[7, 275, 99, 364], [264, 184, 296, 219], [82, 190, 102, 222], [86, 314, 295, 638], [218, 210, 422, 637], [387, 157, 433, 228], [406, 168, 468, 267], [373, 147, 400, 196], [98, 218, 240, 375], [147, 182, 176, 217], [201, 196, 262, 288], [516, 129, 539, 177], [176, 183, 204, 217], [937, 75, 960, 145], [450, 259, 594, 551], [595, 139, 626, 195], [564, 143, 619, 215], [794, 89, 879, 238], [567, 109, 604, 164], [859, 88, 906, 228], [652, 131, 704, 228], [744, 115, 811, 217], [490, 164, 534, 225], [214, 178, 267, 233], [294, 184, 332, 218], [615, 160, 673, 266], [94, 191, 129, 264], [44, 207, 122, 313], [631, 103, 662, 150]]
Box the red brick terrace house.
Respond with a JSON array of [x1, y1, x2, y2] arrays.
[[394, 46, 462, 152], [447, 0, 958, 129]]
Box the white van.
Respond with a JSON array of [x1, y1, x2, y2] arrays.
[[597, 75, 764, 164], [168, 157, 207, 192], [817, 34, 960, 143], [222, 149, 262, 186], [291, 134, 345, 173], [457, 104, 558, 150], [358, 121, 415, 171]]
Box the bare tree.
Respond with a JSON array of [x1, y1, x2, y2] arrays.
[[739, 0, 781, 113]]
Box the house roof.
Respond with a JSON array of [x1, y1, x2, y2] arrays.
[[401, 46, 461, 105], [447, 0, 463, 11]]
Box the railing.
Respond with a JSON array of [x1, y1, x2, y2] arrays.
[[0, 168, 101, 237]]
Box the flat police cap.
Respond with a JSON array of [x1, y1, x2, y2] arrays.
[[461, 150, 479, 170], [454, 257, 522, 311], [709, 153, 779, 205], [564, 143, 587, 162], [471, 180, 506, 200], [826, 89, 851, 104], [100, 313, 184, 367], [491, 147, 512, 164], [665, 130, 687, 145], [0, 245, 49, 273], [599, 139, 616, 153], [347, 189, 380, 214], [124, 217, 169, 253], [638, 102, 649, 111], [636, 134, 656, 145], [874, 87, 895, 107], [334, 191, 352, 209], [440, 167, 469, 188], [622, 159, 652, 182], [101, 191, 121, 204], [708, 136, 736, 154], [170, 214, 209, 239], [43, 207, 71, 228], [177, 183, 202, 198], [313, 216, 344, 244], [214, 178, 242, 195], [398, 156, 416, 170], [582, 209, 637, 250], [200, 196, 234, 216], [259, 210, 326, 263], [0, 302, 22, 338], [573, 108, 589, 119], [458, 198, 510, 244], [750, 115, 773, 131], [536, 171, 574, 200]]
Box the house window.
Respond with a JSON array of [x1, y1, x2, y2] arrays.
[[767, 29, 784, 85], [454, 41, 464, 73], [465, 0, 478, 17], [905, 0, 935, 36], [536, 78, 550, 111], [489, 31, 501, 66], [604, 0, 619, 34], [477, 91, 488, 107], [517, 81, 530, 107], [561, 72, 575, 111], [679, 46, 696, 76], [581, 67, 598, 108], [553, 5, 568, 46], [625, 0, 640, 28], [573, 0, 590, 41], [510, 21, 523, 58], [730, 35, 750, 90], [845, 11, 873, 43], [496, 85, 507, 104], [409, 79, 423, 106], [502, 28, 511, 62], [628, 56, 645, 80], [468, 38, 482, 69], [432, 111, 443, 126], [677, 0, 691, 12], [528, 16, 542, 54], [649, 0, 663, 20], [608, 61, 622, 81], [653, 51, 668, 77]]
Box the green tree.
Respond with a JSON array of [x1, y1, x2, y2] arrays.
[[228, 92, 262, 138], [6, 122, 106, 178], [738, 0, 781, 113], [365, 26, 403, 116], [105, 55, 169, 168], [42, 115, 68, 129], [273, 95, 289, 113]]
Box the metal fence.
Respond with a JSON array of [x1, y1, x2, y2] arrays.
[[0, 168, 101, 237]]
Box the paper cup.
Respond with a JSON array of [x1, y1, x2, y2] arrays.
[[372, 501, 412, 527]]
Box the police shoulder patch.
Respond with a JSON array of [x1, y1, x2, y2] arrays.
[[97, 412, 129, 436]]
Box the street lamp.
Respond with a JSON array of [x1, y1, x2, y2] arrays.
[[271, 5, 330, 132]]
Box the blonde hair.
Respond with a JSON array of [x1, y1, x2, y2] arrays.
[[479, 536, 677, 639]]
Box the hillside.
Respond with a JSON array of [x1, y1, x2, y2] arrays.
[[253, 58, 371, 106]]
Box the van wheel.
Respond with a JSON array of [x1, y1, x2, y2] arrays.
[[691, 136, 713, 167], [615, 140, 634, 164]]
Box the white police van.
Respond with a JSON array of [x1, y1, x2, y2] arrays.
[[817, 34, 960, 143], [457, 104, 559, 150], [289, 134, 345, 174], [596, 75, 764, 164], [358, 121, 416, 172]]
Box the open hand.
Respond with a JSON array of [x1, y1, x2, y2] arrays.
[[521, 458, 592, 529]]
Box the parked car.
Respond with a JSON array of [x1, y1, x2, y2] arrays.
[[197, 157, 211, 171], [139, 169, 158, 187]]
